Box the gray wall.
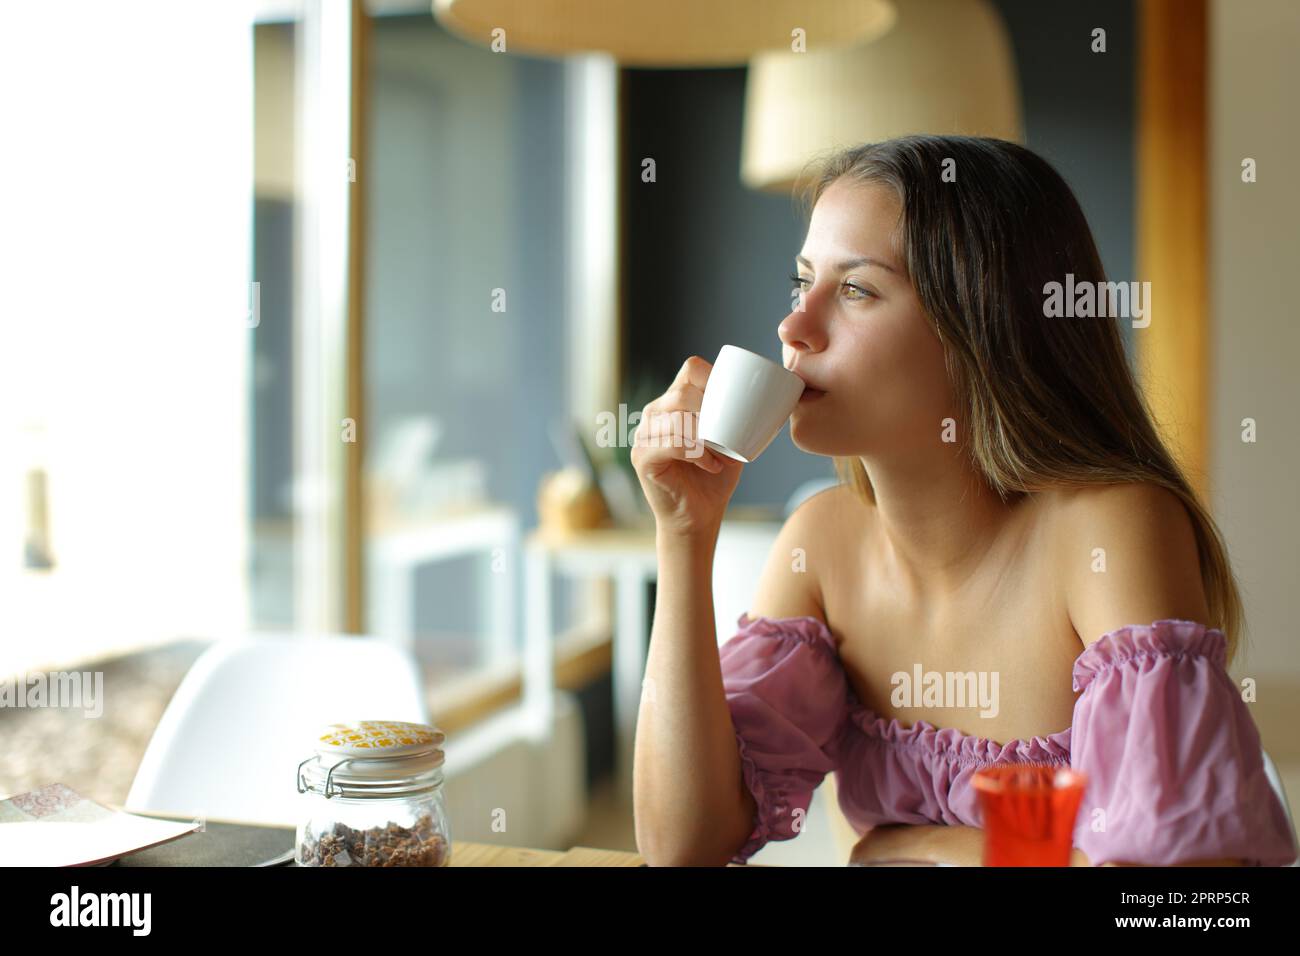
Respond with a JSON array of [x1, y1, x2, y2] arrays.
[[1208, 0, 1300, 681], [366, 15, 571, 650], [621, 66, 834, 510], [621, 0, 1137, 509], [367, 16, 568, 532], [991, 0, 1137, 363]]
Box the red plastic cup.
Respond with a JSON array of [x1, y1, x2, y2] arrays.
[[972, 764, 1088, 867]]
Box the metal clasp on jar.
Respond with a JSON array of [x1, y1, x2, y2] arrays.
[[297, 751, 441, 799], [297, 755, 351, 799]]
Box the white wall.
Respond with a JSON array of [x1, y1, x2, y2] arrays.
[[1, 3, 252, 673], [1209, 0, 1300, 684]]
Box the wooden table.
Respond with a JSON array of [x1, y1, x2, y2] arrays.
[[114, 810, 759, 866], [449, 842, 644, 866], [450, 842, 758, 866]]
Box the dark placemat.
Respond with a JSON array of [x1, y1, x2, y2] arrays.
[[111, 814, 296, 867]]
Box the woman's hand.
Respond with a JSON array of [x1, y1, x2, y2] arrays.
[[630, 356, 744, 540]]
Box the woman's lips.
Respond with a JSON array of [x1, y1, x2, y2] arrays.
[[789, 368, 828, 397]]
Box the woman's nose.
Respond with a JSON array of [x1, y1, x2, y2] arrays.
[[778, 294, 828, 355]]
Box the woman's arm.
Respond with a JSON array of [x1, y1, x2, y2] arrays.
[[633, 529, 755, 866], [1103, 857, 1245, 866], [852, 825, 1245, 866], [851, 824, 987, 866], [1060, 485, 1254, 869], [852, 824, 1091, 866]]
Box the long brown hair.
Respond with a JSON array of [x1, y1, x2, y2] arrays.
[[796, 135, 1245, 664]]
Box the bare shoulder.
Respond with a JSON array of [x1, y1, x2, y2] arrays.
[[1048, 481, 1198, 555], [744, 483, 863, 626], [1046, 482, 1210, 648], [1051, 480, 1188, 520]]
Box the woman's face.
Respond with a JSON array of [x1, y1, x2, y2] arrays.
[[780, 177, 953, 459]]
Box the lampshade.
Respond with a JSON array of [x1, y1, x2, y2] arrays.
[[741, 0, 1024, 194], [432, 0, 898, 67]]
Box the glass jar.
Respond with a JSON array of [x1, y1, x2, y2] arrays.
[[295, 720, 452, 867]]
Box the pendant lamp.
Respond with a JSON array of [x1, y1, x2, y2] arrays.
[[432, 0, 898, 67], [741, 0, 1023, 194]]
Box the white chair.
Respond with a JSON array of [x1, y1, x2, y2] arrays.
[[712, 520, 782, 648], [1261, 749, 1300, 866], [711, 478, 842, 648], [704, 480, 845, 865], [125, 633, 429, 826]]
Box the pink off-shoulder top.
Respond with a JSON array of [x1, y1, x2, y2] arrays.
[[720, 613, 1299, 866]]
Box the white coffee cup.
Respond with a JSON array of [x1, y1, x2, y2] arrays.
[[697, 345, 806, 463]]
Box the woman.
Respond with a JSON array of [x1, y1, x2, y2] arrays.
[[629, 134, 1297, 867]]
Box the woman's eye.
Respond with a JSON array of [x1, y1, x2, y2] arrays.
[[787, 274, 874, 300]]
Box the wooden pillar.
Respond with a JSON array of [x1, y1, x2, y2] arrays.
[[1136, 0, 1209, 501], [344, 0, 369, 634]]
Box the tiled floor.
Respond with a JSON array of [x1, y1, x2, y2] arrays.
[[0, 640, 211, 807]]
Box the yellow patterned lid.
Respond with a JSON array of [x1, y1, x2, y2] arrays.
[[309, 720, 446, 781]]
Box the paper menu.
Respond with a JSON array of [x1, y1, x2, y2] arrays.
[[0, 783, 201, 867]]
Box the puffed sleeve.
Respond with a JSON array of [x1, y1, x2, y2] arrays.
[[1069, 619, 1299, 866], [720, 612, 851, 865]]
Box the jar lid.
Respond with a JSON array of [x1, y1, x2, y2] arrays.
[[307, 720, 446, 784]]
